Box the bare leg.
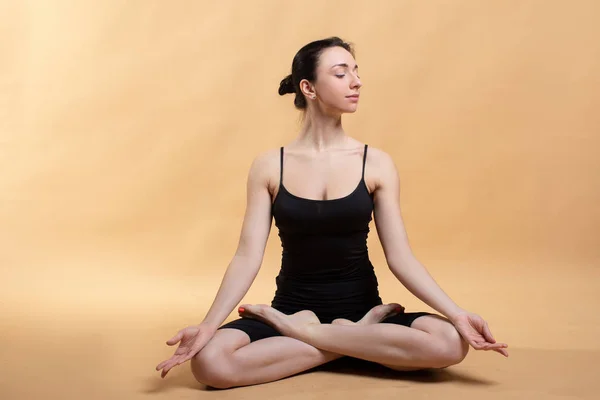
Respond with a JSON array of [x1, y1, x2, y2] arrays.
[[191, 304, 402, 389], [192, 327, 338, 389], [330, 314, 426, 372], [240, 304, 469, 370]]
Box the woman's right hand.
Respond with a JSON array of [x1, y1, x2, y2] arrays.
[[155, 323, 217, 378]]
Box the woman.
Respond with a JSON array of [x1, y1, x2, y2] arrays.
[[155, 37, 508, 389]]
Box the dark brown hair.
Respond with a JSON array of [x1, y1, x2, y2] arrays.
[[278, 37, 355, 109]]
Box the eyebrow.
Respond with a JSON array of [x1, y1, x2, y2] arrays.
[[330, 63, 358, 70]]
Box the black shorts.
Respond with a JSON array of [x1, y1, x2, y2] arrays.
[[218, 311, 433, 342]]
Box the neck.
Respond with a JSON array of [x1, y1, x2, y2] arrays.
[[295, 110, 347, 152]]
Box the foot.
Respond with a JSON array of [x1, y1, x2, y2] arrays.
[[238, 304, 320, 339], [332, 303, 404, 326]]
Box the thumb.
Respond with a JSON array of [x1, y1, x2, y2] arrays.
[[482, 322, 496, 343], [166, 331, 183, 346]]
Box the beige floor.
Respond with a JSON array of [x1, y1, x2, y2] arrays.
[[2, 257, 599, 399]]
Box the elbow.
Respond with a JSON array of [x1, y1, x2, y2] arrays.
[[383, 239, 416, 271], [232, 251, 262, 267], [387, 253, 417, 274]]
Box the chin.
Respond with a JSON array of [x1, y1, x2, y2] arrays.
[[327, 103, 359, 116], [335, 103, 359, 113]]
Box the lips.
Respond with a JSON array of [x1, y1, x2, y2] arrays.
[[347, 94, 360, 98]]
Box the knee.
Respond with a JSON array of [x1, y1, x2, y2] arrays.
[[431, 325, 469, 368], [191, 347, 238, 389]]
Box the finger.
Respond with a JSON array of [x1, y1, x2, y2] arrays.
[[156, 355, 179, 371], [482, 322, 496, 343], [491, 346, 509, 356], [160, 364, 170, 378], [161, 359, 180, 378], [478, 342, 509, 353], [493, 347, 509, 357], [467, 339, 484, 350], [487, 342, 508, 349], [466, 333, 488, 347], [166, 331, 183, 346], [480, 342, 506, 350], [156, 359, 170, 371], [470, 339, 506, 351]]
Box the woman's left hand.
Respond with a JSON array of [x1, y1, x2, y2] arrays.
[[451, 311, 509, 357]]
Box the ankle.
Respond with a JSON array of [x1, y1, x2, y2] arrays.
[[296, 322, 320, 343]]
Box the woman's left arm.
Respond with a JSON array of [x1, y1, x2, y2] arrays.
[[371, 150, 465, 321], [371, 150, 508, 356]]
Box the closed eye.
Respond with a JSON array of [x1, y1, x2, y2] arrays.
[[335, 73, 360, 79]]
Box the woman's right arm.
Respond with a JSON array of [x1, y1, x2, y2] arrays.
[[200, 152, 275, 330]]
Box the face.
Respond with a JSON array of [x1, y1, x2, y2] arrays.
[[301, 46, 362, 114]]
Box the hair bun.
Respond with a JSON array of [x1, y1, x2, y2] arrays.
[[278, 74, 295, 95]]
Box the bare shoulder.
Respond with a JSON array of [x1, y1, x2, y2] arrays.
[[365, 146, 399, 190], [247, 147, 281, 193], [249, 147, 280, 173], [365, 146, 396, 169]]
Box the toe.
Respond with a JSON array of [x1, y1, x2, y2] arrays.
[[245, 304, 263, 314], [373, 303, 404, 321], [238, 304, 264, 317], [385, 303, 404, 315], [332, 318, 355, 326], [379, 303, 400, 314]]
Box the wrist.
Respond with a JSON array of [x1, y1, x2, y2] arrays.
[[446, 307, 468, 323], [199, 320, 220, 332]]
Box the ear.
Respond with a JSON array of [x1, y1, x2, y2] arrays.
[[299, 79, 316, 99]]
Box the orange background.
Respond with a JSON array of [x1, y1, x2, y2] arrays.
[[1, 1, 599, 399]]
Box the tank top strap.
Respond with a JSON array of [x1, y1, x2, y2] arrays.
[[361, 144, 368, 180], [279, 146, 284, 187]]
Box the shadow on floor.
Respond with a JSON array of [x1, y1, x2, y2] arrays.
[[143, 372, 205, 394], [307, 356, 496, 385], [143, 356, 495, 394]]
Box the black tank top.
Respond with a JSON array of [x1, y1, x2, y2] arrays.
[[270, 144, 383, 322]]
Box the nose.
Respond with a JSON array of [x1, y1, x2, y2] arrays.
[[351, 73, 362, 89]]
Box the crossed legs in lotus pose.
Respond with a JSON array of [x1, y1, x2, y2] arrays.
[[191, 303, 469, 389]]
